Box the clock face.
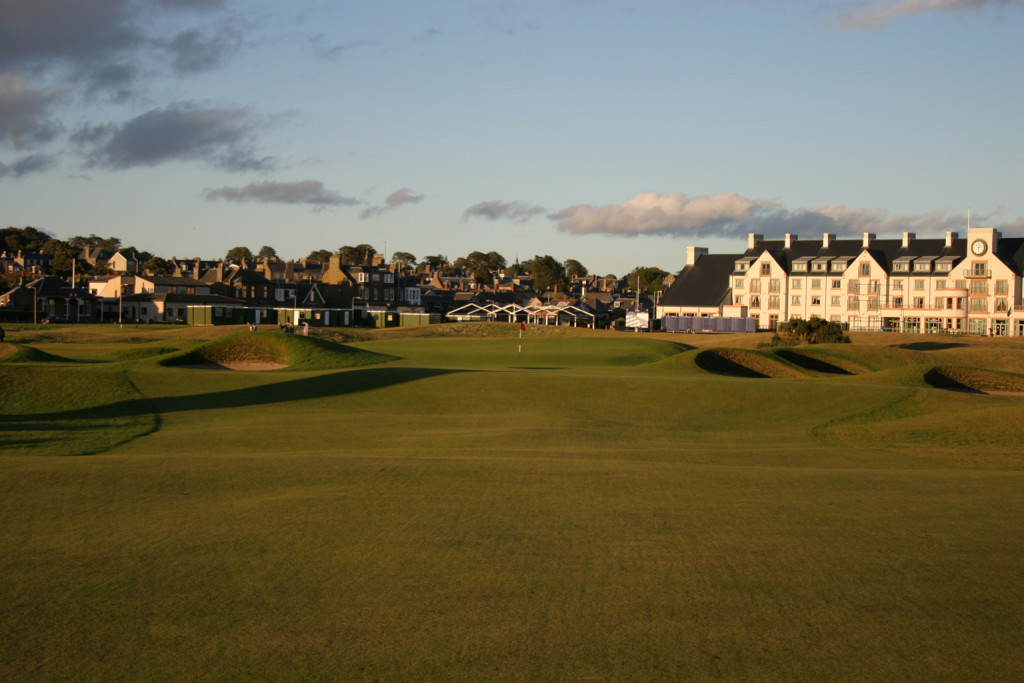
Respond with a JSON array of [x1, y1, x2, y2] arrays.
[[971, 239, 987, 256]]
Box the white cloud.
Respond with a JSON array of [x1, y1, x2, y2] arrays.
[[361, 187, 424, 218], [550, 191, 982, 239]]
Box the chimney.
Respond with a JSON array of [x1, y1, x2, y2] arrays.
[[686, 247, 708, 266], [784, 234, 798, 249], [822, 233, 835, 249], [945, 231, 958, 248], [747, 233, 763, 250], [862, 233, 875, 248], [902, 232, 915, 248]]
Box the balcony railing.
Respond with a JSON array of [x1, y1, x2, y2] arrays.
[[964, 267, 991, 279]]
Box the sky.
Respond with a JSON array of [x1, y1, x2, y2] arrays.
[[1, 0, 1022, 276]]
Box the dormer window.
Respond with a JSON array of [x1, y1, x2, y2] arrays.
[[760, 263, 771, 275]]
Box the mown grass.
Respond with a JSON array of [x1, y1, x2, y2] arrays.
[[1, 324, 1023, 680]]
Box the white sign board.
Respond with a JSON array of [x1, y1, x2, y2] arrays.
[[626, 310, 649, 329]]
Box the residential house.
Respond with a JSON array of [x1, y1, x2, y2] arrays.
[[1, 276, 98, 322]]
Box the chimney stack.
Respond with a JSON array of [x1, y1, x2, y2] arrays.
[[747, 233, 763, 250], [822, 233, 835, 249], [945, 231, 958, 248], [862, 233, 875, 248], [902, 232, 915, 248], [686, 246, 708, 266], [784, 234, 798, 249]]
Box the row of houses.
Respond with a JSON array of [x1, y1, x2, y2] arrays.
[[1, 249, 649, 328], [658, 227, 1024, 336]]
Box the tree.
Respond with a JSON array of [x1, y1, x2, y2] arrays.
[[143, 257, 173, 275], [486, 251, 506, 271], [772, 317, 850, 345], [41, 238, 78, 277], [419, 255, 449, 272], [527, 255, 568, 293], [257, 245, 277, 259], [226, 246, 252, 262], [2, 226, 51, 252], [340, 244, 376, 264], [564, 259, 588, 279], [624, 266, 669, 295], [306, 249, 332, 263], [472, 266, 493, 287], [392, 251, 417, 268]]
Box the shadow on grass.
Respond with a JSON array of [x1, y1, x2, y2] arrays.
[[1, 366, 467, 425], [894, 342, 968, 351], [774, 349, 852, 375], [923, 367, 984, 393], [694, 350, 767, 378]]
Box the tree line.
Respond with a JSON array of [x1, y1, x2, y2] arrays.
[[3, 227, 671, 294]]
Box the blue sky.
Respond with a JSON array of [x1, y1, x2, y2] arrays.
[[1, 0, 1022, 275]]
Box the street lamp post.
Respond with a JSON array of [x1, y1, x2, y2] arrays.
[[28, 284, 37, 324]]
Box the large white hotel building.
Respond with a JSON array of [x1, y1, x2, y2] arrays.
[[658, 227, 1024, 336]]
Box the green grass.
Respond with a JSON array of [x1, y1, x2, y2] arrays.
[[1, 324, 1024, 679]]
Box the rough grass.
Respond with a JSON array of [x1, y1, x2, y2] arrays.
[[924, 365, 1024, 393], [2, 325, 1024, 679]]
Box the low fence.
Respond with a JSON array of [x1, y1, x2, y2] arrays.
[[661, 316, 758, 333]]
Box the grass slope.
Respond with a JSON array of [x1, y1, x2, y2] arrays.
[[1, 326, 1023, 679]]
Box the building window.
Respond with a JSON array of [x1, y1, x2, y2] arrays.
[[831, 296, 841, 306], [955, 280, 966, 290], [761, 263, 771, 275], [750, 280, 761, 293], [970, 280, 988, 295], [734, 278, 744, 289], [972, 262, 988, 277], [811, 296, 821, 306], [793, 263, 807, 272], [848, 297, 859, 311], [893, 297, 903, 308], [868, 297, 879, 310], [936, 262, 951, 272], [769, 279, 780, 293], [913, 297, 925, 308], [859, 262, 871, 276], [970, 298, 987, 313], [914, 262, 930, 272], [831, 261, 845, 271], [791, 295, 801, 305], [811, 279, 821, 289], [848, 281, 860, 294], [831, 279, 842, 289], [813, 262, 826, 271], [750, 296, 760, 308], [792, 279, 802, 289], [914, 279, 925, 290], [893, 262, 908, 272], [384, 273, 395, 283], [996, 299, 1008, 312], [893, 280, 904, 291], [996, 280, 1008, 295], [936, 280, 946, 290], [734, 295, 744, 305], [769, 295, 780, 309]]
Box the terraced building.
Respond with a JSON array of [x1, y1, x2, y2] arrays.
[[659, 227, 1024, 336]]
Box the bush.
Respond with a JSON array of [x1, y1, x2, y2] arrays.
[[771, 317, 850, 345]]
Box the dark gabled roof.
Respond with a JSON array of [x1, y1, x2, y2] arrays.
[[744, 237, 970, 273], [995, 237, 1024, 273], [660, 254, 736, 307]]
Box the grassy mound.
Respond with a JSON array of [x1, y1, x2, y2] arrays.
[[162, 331, 397, 371], [924, 366, 1024, 394], [0, 366, 158, 456], [694, 348, 803, 378], [0, 343, 73, 364], [114, 345, 181, 360]]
